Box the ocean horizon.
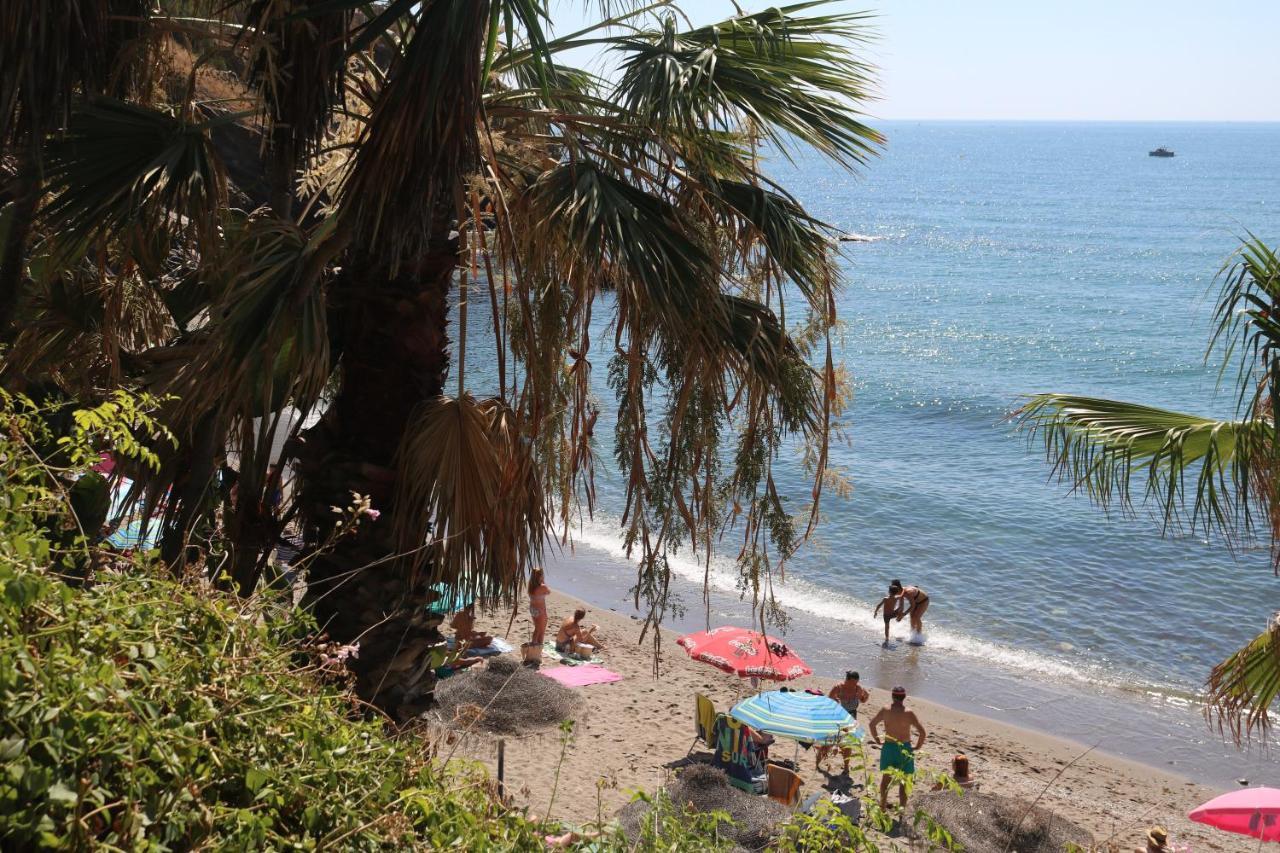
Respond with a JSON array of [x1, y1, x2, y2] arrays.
[[462, 120, 1280, 784]]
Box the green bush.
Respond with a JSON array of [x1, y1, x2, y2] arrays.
[[0, 558, 563, 850], [0, 390, 550, 849]]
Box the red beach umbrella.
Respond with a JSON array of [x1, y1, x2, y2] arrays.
[[1189, 787, 1280, 844], [676, 626, 812, 681]]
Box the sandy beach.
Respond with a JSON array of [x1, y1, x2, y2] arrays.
[[443, 590, 1238, 850]]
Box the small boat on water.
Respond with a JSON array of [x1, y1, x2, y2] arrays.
[[1149, 147, 1175, 157]]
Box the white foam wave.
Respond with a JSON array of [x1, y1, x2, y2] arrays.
[[568, 515, 1130, 691]]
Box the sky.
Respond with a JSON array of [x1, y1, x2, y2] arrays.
[[548, 0, 1280, 122]]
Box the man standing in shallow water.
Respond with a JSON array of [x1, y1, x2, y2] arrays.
[[868, 686, 927, 811]]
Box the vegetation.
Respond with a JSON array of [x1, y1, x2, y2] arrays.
[[1017, 236, 1280, 743], [0, 0, 880, 718]]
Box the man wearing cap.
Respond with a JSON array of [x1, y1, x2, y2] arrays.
[[867, 686, 928, 811]]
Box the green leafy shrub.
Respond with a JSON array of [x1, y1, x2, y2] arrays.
[[0, 390, 551, 849]]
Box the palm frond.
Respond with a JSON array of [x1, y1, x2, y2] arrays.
[[1210, 235, 1280, 419], [711, 177, 835, 305], [0, 0, 149, 143], [525, 157, 722, 335], [1206, 618, 1280, 745], [1015, 394, 1272, 545], [338, 1, 488, 262], [245, 0, 351, 168], [160, 213, 333, 427], [612, 4, 882, 167], [393, 394, 548, 604], [40, 97, 226, 248]]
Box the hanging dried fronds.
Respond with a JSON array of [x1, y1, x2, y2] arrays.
[[393, 394, 548, 605]]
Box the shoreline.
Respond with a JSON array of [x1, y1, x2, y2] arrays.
[[457, 588, 1235, 850], [544, 530, 1274, 789]]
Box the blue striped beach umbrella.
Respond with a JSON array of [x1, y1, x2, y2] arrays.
[[729, 690, 861, 745]]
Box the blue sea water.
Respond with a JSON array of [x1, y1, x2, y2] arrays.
[[466, 122, 1280, 782], [764, 121, 1280, 695]]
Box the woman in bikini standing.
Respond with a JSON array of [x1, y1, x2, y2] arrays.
[[890, 579, 930, 637], [528, 567, 551, 646]]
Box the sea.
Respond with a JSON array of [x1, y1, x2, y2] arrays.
[[464, 121, 1280, 786]]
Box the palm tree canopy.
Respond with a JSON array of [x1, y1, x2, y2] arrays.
[[1, 0, 882, 698]]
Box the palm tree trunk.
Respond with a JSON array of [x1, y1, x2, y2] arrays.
[[299, 240, 455, 720], [0, 138, 41, 332]]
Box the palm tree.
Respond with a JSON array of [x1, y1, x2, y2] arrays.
[[1017, 237, 1280, 744], [0, 1, 881, 717]]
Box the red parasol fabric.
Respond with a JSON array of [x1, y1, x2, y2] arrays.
[[676, 626, 812, 681], [1189, 786, 1280, 843]]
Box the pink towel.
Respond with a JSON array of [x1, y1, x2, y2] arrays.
[[539, 664, 623, 688]]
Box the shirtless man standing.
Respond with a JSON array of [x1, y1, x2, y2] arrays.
[[867, 685, 927, 811], [817, 671, 871, 772]]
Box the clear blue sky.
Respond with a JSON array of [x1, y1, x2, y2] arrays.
[[549, 0, 1280, 121]]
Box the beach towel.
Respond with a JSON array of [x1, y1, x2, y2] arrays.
[[542, 640, 604, 666], [539, 664, 622, 688], [446, 637, 513, 657]]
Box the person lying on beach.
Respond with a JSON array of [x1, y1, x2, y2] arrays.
[[868, 685, 927, 811], [817, 671, 871, 773], [890, 579, 930, 637], [555, 608, 603, 653], [874, 593, 903, 645], [451, 604, 494, 651]]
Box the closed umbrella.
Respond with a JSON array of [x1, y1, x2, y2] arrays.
[[676, 627, 812, 681], [730, 690, 860, 745], [1189, 787, 1280, 846]]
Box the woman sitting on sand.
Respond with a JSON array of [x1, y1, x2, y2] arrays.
[[451, 604, 493, 651], [528, 568, 550, 646], [555, 608, 603, 653], [933, 754, 978, 791]]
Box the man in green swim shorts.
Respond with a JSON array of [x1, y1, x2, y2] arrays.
[[868, 686, 928, 811]]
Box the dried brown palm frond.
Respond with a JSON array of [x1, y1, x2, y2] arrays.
[[393, 394, 549, 605], [244, 0, 350, 159], [339, 0, 489, 264]]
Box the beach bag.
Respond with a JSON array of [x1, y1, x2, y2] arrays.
[[521, 642, 542, 663]]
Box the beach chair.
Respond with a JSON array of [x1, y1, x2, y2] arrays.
[[711, 714, 767, 794], [766, 764, 802, 808], [688, 693, 717, 755]]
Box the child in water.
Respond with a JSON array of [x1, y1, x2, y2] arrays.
[[873, 591, 903, 647]]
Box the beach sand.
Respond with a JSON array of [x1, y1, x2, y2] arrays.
[[447, 590, 1240, 851]]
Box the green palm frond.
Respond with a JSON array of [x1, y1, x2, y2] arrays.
[[162, 214, 332, 424], [41, 97, 226, 248], [525, 157, 722, 329], [711, 177, 835, 304], [1210, 235, 1280, 418], [613, 4, 882, 167], [1015, 394, 1271, 544], [1206, 619, 1280, 745]]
